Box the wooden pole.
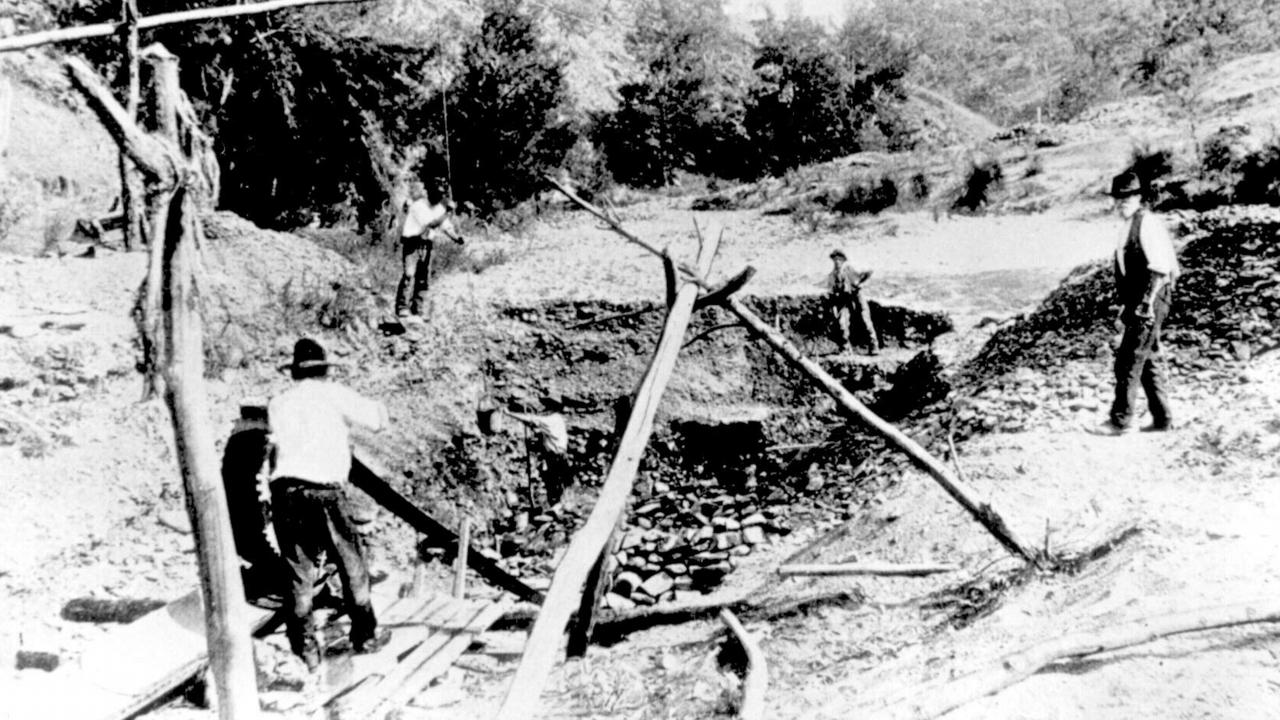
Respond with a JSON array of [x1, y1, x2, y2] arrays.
[[721, 295, 1039, 565], [720, 609, 767, 720], [349, 451, 545, 603], [160, 187, 259, 720], [0, 0, 370, 53], [844, 599, 1280, 720], [777, 562, 959, 578], [117, 0, 143, 250], [565, 522, 620, 657], [66, 52, 256, 718], [452, 518, 470, 599], [140, 45, 180, 397], [495, 227, 722, 719], [544, 177, 1041, 567]]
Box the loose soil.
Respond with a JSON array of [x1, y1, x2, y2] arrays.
[[3, 50, 1280, 720]]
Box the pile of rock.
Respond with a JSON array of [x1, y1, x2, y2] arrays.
[[602, 481, 783, 610], [922, 205, 1280, 441]]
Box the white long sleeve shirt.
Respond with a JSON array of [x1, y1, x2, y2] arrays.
[[268, 379, 388, 486]]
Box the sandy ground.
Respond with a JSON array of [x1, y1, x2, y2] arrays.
[[5, 47, 1280, 720]]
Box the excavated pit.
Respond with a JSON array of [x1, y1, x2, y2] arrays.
[[435, 294, 955, 609]]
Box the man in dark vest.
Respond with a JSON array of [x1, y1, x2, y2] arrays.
[[1093, 171, 1179, 435]]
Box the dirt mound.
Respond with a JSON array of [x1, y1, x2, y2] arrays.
[[930, 206, 1280, 440]]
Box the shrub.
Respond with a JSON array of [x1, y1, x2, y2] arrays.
[[953, 159, 1003, 213], [833, 176, 898, 215], [1231, 138, 1280, 206], [445, 4, 577, 214]]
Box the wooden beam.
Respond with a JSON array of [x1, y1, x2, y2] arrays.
[[845, 599, 1280, 720], [720, 609, 767, 720], [778, 562, 959, 578], [159, 187, 259, 719], [349, 451, 545, 604], [495, 226, 722, 719], [545, 176, 1041, 567], [117, 0, 143, 250], [452, 518, 470, 599], [0, 0, 369, 53], [721, 295, 1040, 565], [64, 56, 176, 185]]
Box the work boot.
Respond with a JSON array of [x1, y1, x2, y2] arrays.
[[353, 627, 391, 655], [1085, 419, 1135, 436]]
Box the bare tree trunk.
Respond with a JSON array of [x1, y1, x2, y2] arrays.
[[161, 188, 259, 720], [117, 0, 144, 250]]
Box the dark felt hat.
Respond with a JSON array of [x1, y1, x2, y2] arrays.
[[829, 248, 847, 260], [1109, 172, 1142, 198], [279, 338, 336, 372]]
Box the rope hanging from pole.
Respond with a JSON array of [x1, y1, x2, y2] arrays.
[[441, 87, 454, 201]]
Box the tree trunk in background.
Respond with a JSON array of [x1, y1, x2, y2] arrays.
[[118, 0, 144, 250]]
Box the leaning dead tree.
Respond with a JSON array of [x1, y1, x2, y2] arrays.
[[65, 52, 257, 719], [545, 175, 1040, 566], [496, 225, 723, 718]]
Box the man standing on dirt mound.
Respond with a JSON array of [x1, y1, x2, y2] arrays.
[[827, 248, 881, 356], [396, 177, 464, 321], [268, 338, 391, 670], [1093, 171, 1179, 435]]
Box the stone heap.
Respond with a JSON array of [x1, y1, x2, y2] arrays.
[[916, 205, 1280, 441]]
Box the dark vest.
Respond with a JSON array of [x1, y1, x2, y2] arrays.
[[1115, 211, 1152, 308]]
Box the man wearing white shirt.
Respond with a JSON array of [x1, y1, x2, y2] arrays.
[[269, 338, 391, 669], [395, 179, 463, 319], [1096, 172, 1179, 435]]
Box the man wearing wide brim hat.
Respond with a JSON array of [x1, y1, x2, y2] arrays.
[[826, 248, 881, 356], [268, 338, 391, 670], [1091, 171, 1179, 435]]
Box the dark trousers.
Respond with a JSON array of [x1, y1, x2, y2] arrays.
[[395, 238, 434, 316], [832, 291, 880, 352], [271, 480, 377, 663], [1110, 288, 1173, 428]]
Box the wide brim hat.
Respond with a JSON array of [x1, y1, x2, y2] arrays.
[[277, 338, 342, 372], [1109, 172, 1142, 198], [829, 249, 847, 260]]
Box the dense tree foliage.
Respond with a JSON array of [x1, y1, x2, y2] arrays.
[[46, 0, 1280, 223], [443, 2, 576, 213]]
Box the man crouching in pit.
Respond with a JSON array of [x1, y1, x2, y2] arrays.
[[268, 338, 391, 671]]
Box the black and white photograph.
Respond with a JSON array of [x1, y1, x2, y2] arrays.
[[2, 0, 1279, 718]]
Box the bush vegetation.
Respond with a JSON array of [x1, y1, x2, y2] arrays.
[[46, 0, 1280, 227]]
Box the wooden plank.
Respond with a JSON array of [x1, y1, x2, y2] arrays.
[[496, 226, 722, 718], [9, 590, 274, 720], [777, 562, 959, 578], [316, 593, 455, 707], [366, 601, 508, 718], [350, 451, 544, 604]]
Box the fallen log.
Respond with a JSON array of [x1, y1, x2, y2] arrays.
[[843, 599, 1280, 720], [778, 562, 959, 578], [720, 609, 767, 720], [493, 586, 862, 643], [496, 229, 722, 719]]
